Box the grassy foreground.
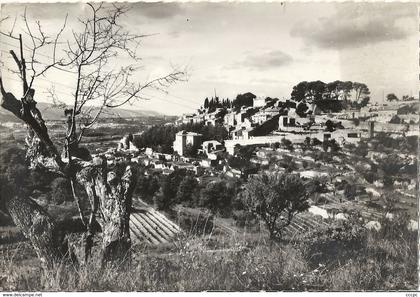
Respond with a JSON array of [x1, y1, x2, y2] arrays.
[[0, 217, 417, 291]]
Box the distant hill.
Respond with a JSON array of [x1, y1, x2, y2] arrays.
[[0, 102, 163, 122]]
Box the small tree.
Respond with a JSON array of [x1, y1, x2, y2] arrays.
[[389, 115, 402, 124], [240, 172, 310, 241], [386, 93, 399, 102], [296, 102, 308, 117], [281, 138, 293, 151], [199, 180, 234, 216], [176, 175, 199, 206], [379, 154, 403, 188]]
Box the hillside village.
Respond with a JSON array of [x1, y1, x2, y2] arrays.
[[0, 1, 418, 292], [94, 81, 418, 245]]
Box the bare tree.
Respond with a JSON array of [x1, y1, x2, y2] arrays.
[[0, 3, 186, 267]]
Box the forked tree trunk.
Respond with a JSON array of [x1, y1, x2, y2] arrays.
[[1, 69, 137, 267], [76, 156, 137, 265]]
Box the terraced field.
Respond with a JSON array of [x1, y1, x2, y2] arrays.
[[130, 204, 182, 246], [282, 212, 329, 237]]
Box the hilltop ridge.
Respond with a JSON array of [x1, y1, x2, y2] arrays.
[[0, 102, 164, 122]]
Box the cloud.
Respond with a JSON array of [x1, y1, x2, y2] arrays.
[[231, 50, 293, 70], [290, 3, 416, 49], [133, 3, 182, 19]]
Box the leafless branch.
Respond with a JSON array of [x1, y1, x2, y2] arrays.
[[2, 3, 187, 146]]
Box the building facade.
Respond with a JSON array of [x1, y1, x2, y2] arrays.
[[173, 130, 203, 156]]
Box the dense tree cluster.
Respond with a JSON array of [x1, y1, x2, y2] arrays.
[[203, 96, 232, 112], [290, 80, 370, 112], [232, 92, 256, 110], [134, 122, 229, 154], [135, 172, 160, 204], [152, 168, 238, 216], [372, 133, 417, 154], [199, 180, 236, 217]]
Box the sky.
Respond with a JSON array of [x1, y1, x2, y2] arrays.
[[0, 2, 418, 115]]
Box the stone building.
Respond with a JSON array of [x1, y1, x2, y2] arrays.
[[173, 130, 202, 156]]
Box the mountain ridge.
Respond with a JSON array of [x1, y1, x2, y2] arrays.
[[0, 102, 165, 122]]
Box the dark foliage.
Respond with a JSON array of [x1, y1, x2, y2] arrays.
[[290, 80, 370, 112], [296, 102, 309, 117], [135, 173, 160, 204], [155, 169, 190, 210], [134, 122, 228, 154], [176, 175, 200, 206], [389, 115, 403, 124], [241, 172, 310, 241], [199, 180, 235, 216], [203, 96, 232, 112], [232, 92, 256, 110]]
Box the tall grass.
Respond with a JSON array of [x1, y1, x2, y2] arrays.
[[0, 220, 417, 291]]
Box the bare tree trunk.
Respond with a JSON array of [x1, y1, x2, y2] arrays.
[[76, 156, 137, 265], [0, 83, 76, 268], [5, 194, 75, 268], [1, 81, 138, 266]]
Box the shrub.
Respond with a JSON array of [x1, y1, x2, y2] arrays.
[[281, 138, 293, 150], [311, 138, 322, 146], [199, 180, 234, 216], [74, 146, 92, 161], [176, 175, 199, 206], [136, 174, 160, 204]]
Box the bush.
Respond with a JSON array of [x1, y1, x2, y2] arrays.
[[281, 138, 293, 150], [156, 169, 189, 210], [74, 146, 92, 161], [136, 174, 160, 204], [311, 138, 322, 146], [176, 175, 200, 206], [199, 180, 235, 216]]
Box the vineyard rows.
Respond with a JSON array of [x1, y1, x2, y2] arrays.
[[130, 207, 182, 245]]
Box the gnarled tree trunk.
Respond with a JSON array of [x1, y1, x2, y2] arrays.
[[1, 83, 74, 267], [5, 194, 75, 268], [76, 156, 137, 265], [1, 81, 139, 267]]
